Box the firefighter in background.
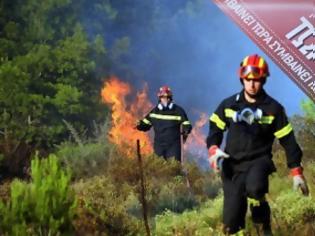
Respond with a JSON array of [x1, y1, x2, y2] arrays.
[[136, 86, 192, 162], [207, 54, 309, 235]]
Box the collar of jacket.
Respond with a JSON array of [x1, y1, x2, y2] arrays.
[[237, 89, 271, 105], [157, 102, 174, 111]]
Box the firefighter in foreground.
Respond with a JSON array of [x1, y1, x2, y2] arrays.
[[136, 86, 192, 162], [207, 54, 309, 235]]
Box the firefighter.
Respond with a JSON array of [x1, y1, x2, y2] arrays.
[[136, 86, 192, 162], [206, 54, 309, 235]]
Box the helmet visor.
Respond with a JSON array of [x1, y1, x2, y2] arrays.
[[240, 66, 265, 79], [159, 94, 170, 98]]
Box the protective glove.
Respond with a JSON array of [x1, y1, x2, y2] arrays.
[[208, 145, 229, 173], [181, 130, 190, 143], [291, 167, 309, 196], [134, 120, 141, 130]]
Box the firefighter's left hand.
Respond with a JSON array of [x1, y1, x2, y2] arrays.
[[208, 145, 229, 173], [291, 167, 309, 196], [181, 131, 189, 143]]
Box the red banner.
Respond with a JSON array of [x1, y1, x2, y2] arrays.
[[213, 0, 315, 102]]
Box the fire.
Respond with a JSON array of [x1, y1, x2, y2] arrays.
[[101, 76, 209, 160], [101, 76, 153, 156], [184, 112, 208, 159]]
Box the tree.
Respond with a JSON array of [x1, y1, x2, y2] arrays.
[[0, 0, 107, 176], [289, 100, 315, 163]]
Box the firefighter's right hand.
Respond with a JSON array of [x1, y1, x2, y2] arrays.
[[208, 145, 229, 173], [134, 120, 141, 130]]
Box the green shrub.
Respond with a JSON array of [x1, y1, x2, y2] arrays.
[[0, 154, 76, 235], [270, 190, 315, 233], [153, 177, 197, 215], [154, 170, 315, 236], [56, 141, 112, 180], [269, 172, 292, 196], [73, 175, 143, 236], [199, 172, 222, 200], [56, 121, 112, 180], [69, 150, 223, 235], [0, 180, 11, 203], [154, 194, 224, 236], [106, 152, 222, 216], [305, 161, 315, 193]]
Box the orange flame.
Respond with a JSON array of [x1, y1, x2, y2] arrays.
[[101, 76, 153, 156], [184, 112, 208, 159]]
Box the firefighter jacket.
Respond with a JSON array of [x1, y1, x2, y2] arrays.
[[206, 89, 302, 168], [137, 103, 192, 145]]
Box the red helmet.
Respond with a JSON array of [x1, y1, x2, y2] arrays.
[[239, 54, 270, 80], [157, 86, 172, 98]]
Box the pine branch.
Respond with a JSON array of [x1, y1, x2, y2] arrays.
[[62, 119, 83, 147]]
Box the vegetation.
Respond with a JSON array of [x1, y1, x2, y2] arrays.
[[0, 0, 314, 235], [0, 154, 76, 235]]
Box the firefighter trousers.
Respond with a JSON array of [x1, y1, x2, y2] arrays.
[[221, 156, 274, 234], [154, 140, 181, 162]]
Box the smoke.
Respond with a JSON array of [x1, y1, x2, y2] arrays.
[[82, 0, 308, 127]]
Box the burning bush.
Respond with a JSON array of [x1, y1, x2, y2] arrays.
[[101, 76, 153, 156]]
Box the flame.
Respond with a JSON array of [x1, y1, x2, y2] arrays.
[[184, 112, 208, 159], [101, 77, 209, 160], [101, 76, 153, 156]]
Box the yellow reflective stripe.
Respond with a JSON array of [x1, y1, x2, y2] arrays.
[[243, 56, 249, 66], [274, 123, 293, 139], [258, 57, 265, 68], [258, 116, 275, 124], [224, 108, 236, 118], [142, 118, 151, 125], [232, 229, 245, 236], [149, 113, 182, 121], [247, 197, 260, 207], [182, 121, 191, 125], [210, 113, 226, 130]]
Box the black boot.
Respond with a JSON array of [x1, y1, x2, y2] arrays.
[[251, 201, 273, 236], [262, 222, 273, 236]]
